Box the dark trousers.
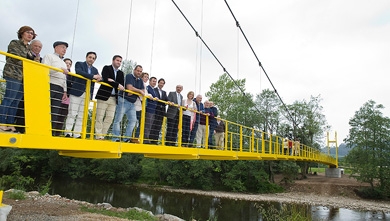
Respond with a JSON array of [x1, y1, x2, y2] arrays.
[[166, 113, 179, 146], [135, 110, 141, 138], [189, 121, 198, 144], [55, 102, 69, 136], [181, 115, 191, 145], [149, 106, 165, 144], [208, 123, 217, 146], [50, 84, 64, 135], [14, 96, 25, 133]]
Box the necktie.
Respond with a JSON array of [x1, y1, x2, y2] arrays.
[[177, 93, 180, 105]]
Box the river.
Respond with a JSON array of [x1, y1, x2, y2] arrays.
[[50, 178, 387, 220]]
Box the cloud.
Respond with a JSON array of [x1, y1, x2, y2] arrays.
[[1, 0, 390, 145]]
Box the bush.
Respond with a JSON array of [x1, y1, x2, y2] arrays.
[[354, 187, 387, 200], [6, 189, 26, 200]]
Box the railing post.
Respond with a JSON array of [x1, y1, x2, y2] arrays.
[[139, 96, 147, 143], [205, 114, 209, 149], [262, 132, 265, 154], [89, 100, 97, 140], [229, 131, 233, 151], [251, 128, 255, 152], [224, 121, 228, 150], [177, 106, 183, 147], [239, 126, 243, 152], [161, 117, 167, 145], [81, 80, 91, 139], [268, 134, 272, 154]]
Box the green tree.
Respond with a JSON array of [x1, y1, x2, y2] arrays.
[[344, 100, 390, 198], [253, 89, 283, 183], [205, 73, 256, 126], [121, 59, 137, 75], [253, 89, 282, 134]]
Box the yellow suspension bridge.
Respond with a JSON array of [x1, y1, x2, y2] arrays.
[[0, 51, 337, 167]]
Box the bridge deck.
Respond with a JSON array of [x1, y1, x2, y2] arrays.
[[0, 51, 337, 166]]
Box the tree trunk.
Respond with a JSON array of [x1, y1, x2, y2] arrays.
[[268, 161, 275, 183]]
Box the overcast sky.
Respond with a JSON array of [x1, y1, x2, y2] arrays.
[[1, 0, 389, 146]]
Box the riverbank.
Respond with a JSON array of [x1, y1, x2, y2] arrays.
[[3, 173, 390, 220]]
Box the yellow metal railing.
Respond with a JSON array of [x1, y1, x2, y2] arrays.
[[0, 190, 3, 207], [0, 50, 337, 166]]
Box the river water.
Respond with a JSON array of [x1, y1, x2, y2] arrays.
[[50, 179, 388, 220]]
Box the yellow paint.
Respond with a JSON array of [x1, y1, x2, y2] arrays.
[[0, 190, 3, 207], [0, 50, 337, 166]]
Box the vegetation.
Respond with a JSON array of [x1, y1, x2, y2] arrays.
[[344, 100, 390, 199], [0, 72, 330, 196], [81, 206, 156, 221], [5, 189, 26, 200], [256, 203, 313, 221]]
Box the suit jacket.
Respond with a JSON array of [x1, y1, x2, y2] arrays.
[[69, 61, 99, 99], [166, 91, 183, 119], [154, 87, 168, 115], [95, 65, 124, 102]]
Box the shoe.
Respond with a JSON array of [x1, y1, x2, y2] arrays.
[[0, 126, 14, 132], [130, 138, 140, 144], [75, 136, 81, 139], [65, 134, 72, 138], [8, 126, 16, 132]]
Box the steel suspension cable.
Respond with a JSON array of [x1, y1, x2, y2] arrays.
[[170, 0, 263, 114], [70, 0, 80, 59], [223, 0, 296, 128], [171, 1, 246, 97], [149, 0, 157, 74], [125, 0, 134, 60]]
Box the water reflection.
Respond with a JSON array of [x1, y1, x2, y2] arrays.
[[50, 178, 389, 221]]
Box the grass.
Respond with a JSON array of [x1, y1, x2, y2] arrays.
[[81, 206, 157, 221], [5, 189, 26, 200], [256, 203, 315, 221], [38, 177, 52, 195]]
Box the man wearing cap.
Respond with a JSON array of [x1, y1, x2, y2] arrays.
[[65, 51, 101, 138], [42, 41, 69, 136]]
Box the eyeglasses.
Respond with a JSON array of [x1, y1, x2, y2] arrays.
[[25, 31, 34, 35]]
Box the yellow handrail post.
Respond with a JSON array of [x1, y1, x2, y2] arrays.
[[205, 114, 209, 149], [161, 117, 167, 145], [224, 121, 228, 150], [89, 100, 97, 140], [261, 132, 265, 154], [81, 80, 91, 139], [268, 134, 272, 154], [0, 190, 3, 207], [177, 106, 183, 147], [139, 96, 147, 143], [251, 128, 255, 152], [239, 126, 243, 152]]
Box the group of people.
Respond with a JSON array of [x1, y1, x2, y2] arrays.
[[283, 136, 300, 156], [0, 25, 226, 149]]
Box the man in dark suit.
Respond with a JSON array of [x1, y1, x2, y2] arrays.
[[94, 55, 125, 140], [65, 51, 101, 138], [149, 78, 168, 144], [165, 85, 183, 146]]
